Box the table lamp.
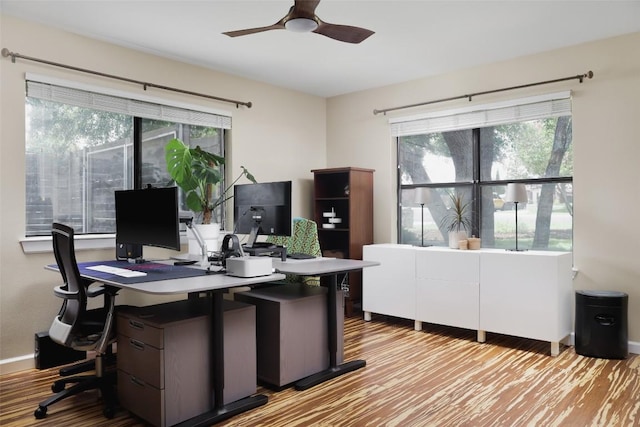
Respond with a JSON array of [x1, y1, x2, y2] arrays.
[[414, 188, 430, 247], [504, 183, 527, 251]]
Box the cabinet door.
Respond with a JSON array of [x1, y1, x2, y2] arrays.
[[479, 251, 572, 342], [363, 244, 416, 319], [415, 248, 480, 330]]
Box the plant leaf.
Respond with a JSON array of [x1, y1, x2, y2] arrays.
[[165, 138, 195, 190], [185, 191, 204, 213]]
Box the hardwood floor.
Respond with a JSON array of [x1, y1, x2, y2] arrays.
[[1, 315, 638, 426]]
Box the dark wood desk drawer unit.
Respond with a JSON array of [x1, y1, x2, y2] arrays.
[[235, 283, 343, 388], [117, 299, 256, 427]]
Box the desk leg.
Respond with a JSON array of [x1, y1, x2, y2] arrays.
[[294, 274, 366, 391], [175, 291, 267, 427]]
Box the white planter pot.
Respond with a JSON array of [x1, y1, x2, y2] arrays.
[[188, 223, 220, 255], [448, 230, 468, 249]]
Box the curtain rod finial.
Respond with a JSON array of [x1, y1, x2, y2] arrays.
[[579, 71, 594, 83], [1, 48, 15, 62]]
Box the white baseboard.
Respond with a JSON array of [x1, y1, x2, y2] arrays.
[[1, 340, 638, 376], [0, 354, 35, 375], [0, 350, 98, 375]]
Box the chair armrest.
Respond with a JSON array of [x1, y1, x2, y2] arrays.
[[86, 283, 107, 298], [53, 285, 79, 300]]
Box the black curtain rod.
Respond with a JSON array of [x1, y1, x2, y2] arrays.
[[373, 71, 593, 116], [1, 47, 252, 109]]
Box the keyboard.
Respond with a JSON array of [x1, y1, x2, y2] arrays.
[[86, 265, 147, 278], [287, 252, 316, 260]]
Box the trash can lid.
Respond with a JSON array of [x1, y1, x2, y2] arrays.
[[576, 290, 628, 299]]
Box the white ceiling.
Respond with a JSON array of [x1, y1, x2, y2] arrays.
[[2, 1, 639, 97]]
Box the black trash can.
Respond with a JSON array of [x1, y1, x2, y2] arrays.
[[575, 290, 628, 359]]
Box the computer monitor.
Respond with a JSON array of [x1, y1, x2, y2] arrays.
[[233, 181, 292, 248], [115, 186, 181, 261]]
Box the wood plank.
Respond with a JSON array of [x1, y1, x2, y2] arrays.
[[1, 315, 638, 426]]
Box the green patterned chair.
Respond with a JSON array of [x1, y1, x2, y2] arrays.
[[267, 217, 322, 286]]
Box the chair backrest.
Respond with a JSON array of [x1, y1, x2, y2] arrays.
[[50, 222, 89, 345], [289, 218, 322, 257], [267, 218, 322, 285], [267, 217, 322, 257]]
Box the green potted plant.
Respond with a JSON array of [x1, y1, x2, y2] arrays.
[[165, 138, 256, 251], [440, 191, 473, 249]]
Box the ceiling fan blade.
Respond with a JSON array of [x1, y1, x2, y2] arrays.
[[314, 21, 374, 44], [223, 23, 285, 38], [292, 0, 321, 17]]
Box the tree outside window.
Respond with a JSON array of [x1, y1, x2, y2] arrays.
[[398, 116, 572, 251]]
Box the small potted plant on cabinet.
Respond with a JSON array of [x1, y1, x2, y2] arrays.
[[440, 191, 473, 249], [165, 138, 256, 251]]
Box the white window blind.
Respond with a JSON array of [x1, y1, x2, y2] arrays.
[[390, 91, 571, 137], [26, 80, 231, 129]]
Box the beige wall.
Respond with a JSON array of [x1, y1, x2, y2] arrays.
[[0, 14, 326, 365], [2, 12, 639, 368], [327, 32, 640, 342]]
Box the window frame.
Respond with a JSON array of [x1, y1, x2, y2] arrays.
[[395, 94, 573, 251], [21, 75, 232, 253]]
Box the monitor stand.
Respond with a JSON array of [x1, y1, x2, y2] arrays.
[[116, 243, 143, 262], [242, 244, 286, 261]]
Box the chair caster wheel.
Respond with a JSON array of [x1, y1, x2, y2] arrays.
[[52, 382, 65, 393], [103, 406, 115, 419], [34, 406, 47, 419]]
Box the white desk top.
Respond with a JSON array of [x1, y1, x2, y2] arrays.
[[104, 271, 286, 295], [47, 263, 285, 295], [272, 257, 379, 276]]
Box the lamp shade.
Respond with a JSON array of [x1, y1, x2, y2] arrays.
[[414, 187, 430, 204], [504, 183, 527, 203]]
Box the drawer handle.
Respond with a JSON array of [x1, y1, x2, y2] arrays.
[[130, 376, 146, 388], [129, 339, 145, 351], [128, 320, 144, 330]]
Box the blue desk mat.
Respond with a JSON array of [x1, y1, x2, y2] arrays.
[[53, 260, 209, 284]]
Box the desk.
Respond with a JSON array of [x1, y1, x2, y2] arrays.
[[272, 258, 379, 390], [50, 262, 285, 426]]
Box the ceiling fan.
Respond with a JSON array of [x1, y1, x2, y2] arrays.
[[223, 0, 374, 44]]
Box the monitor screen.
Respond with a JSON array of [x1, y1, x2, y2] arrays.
[[115, 187, 181, 252], [234, 181, 292, 248]]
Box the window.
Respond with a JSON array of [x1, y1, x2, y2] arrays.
[[25, 78, 229, 236], [396, 93, 573, 251]]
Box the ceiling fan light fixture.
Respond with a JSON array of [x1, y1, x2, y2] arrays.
[[285, 17, 318, 33]]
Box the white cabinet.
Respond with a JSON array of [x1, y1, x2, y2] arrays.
[[362, 244, 572, 356], [479, 250, 573, 356], [362, 244, 416, 326], [415, 247, 480, 333]]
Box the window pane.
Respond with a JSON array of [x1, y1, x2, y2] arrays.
[[140, 120, 225, 225], [480, 117, 573, 181], [398, 115, 572, 251], [399, 186, 473, 246], [25, 98, 226, 237], [480, 183, 573, 251], [26, 98, 132, 235], [399, 129, 473, 185]]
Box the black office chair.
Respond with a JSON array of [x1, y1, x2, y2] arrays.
[[34, 223, 119, 420]]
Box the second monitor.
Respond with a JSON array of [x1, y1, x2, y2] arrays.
[[234, 181, 292, 250]]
